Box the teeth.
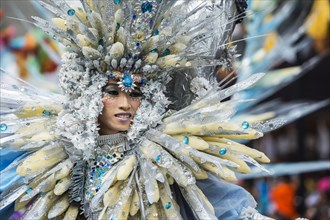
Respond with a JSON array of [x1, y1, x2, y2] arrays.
[[117, 115, 130, 118]]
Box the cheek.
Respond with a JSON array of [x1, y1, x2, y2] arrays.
[[132, 101, 141, 112]]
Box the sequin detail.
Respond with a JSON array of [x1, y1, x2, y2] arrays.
[[85, 144, 125, 202]]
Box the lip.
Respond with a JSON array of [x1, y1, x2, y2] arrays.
[[114, 112, 132, 122]]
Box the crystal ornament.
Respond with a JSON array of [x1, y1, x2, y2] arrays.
[[42, 110, 51, 117], [165, 202, 172, 209], [183, 136, 189, 144], [242, 121, 249, 129], [0, 124, 8, 131], [67, 9, 75, 16], [219, 148, 227, 155], [117, 73, 137, 92], [141, 1, 153, 13], [123, 74, 133, 87]]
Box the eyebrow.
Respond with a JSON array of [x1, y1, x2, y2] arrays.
[[103, 83, 142, 92]]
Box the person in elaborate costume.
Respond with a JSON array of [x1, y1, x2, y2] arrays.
[[0, 0, 283, 219]]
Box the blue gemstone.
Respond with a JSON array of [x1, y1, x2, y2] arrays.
[[133, 54, 138, 60], [153, 29, 159, 36], [219, 148, 227, 155], [122, 74, 133, 87], [42, 110, 51, 117], [161, 48, 170, 56], [141, 1, 153, 13], [136, 42, 140, 47], [132, 14, 137, 20], [165, 202, 171, 209], [0, 123, 8, 132], [113, 0, 121, 4], [155, 155, 161, 162], [183, 136, 189, 144], [109, 73, 115, 79], [149, 19, 153, 26], [141, 78, 145, 83], [67, 9, 75, 16], [26, 188, 32, 194], [242, 121, 249, 129]]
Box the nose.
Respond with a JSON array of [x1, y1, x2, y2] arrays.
[[118, 92, 131, 111]]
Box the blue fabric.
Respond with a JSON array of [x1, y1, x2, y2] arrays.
[[0, 149, 25, 193], [197, 174, 257, 220], [0, 148, 24, 171]]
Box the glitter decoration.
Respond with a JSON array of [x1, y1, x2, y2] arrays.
[[141, 1, 153, 13], [165, 202, 171, 209], [67, 9, 75, 16], [219, 148, 227, 155], [0, 123, 8, 132], [85, 144, 125, 202], [183, 136, 189, 144], [242, 121, 249, 129]]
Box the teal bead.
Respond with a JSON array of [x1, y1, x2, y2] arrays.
[[150, 48, 158, 53], [242, 121, 249, 129], [42, 110, 51, 117], [165, 202, 171, 209], [141, 1, 153, 13], [0, 123, 8, 131], [67, 9, 75, 16], [153, 29, 159, 36], [183, 136, 189, 144], [219, 148, 227, 155], [161, 49, 170, 56], [113, 0, 121, 4], [155, 155, 161, 162]]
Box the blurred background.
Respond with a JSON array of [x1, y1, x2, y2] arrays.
[[0, 0, 329, 219]]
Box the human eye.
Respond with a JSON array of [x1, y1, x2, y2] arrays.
[[129, 91, 142, 98], [104, 89, 119, 96]]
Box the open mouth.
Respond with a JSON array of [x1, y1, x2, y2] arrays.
[[115, 113, 132, 121]]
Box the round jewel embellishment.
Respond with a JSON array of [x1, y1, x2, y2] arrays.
[[113, 0, 121, 4], [165, 202, 171, 209], [219, 148, 227, 155], [118, 73, 137, 92], [0, 123, 8, 132], [155, 155, 161, 163], [183, 136, 189, 144], [141, 1, 153, 13], [67, 9, 75, 16], [242, 121, 249, 129], [123, 74, 133, 87]]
